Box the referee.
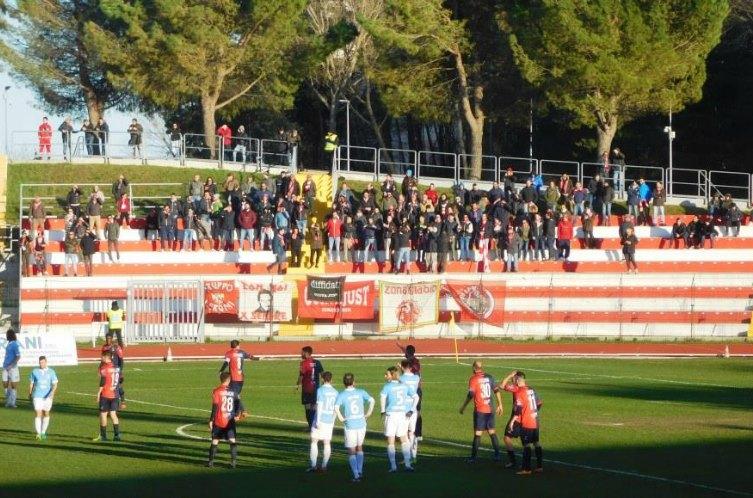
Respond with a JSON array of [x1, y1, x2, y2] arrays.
[[105, 301, 126, 346]]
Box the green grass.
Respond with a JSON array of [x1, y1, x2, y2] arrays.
[[1, 357, 752, 497]]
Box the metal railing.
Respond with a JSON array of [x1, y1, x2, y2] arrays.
[[540, 160, 579, 186], [418, 151, 457, 181], [458, 154, 496, 183], [378, 148, 416, 176], [708, 170, 751, 203], [260, 139, 291, 169], [669, 169, 708, 200], [337, 145, 377, 174], [499, 156, 537, 180]]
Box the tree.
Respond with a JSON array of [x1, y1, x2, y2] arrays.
[[88, 0, 311, 156], [0, 0, 132, 123], [504, 0, 729, 157]]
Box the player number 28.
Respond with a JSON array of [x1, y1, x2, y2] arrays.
[[222, 396, 234, 414]]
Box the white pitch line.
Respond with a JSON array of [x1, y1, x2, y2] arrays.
[[66, 391, 753, 497]]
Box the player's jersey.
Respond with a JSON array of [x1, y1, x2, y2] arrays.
[[335, 387, 373, 430], [514, 386, 542, 429], [406, 356, 421, 375], [380, 381, 415, 413], [99, 364, 120, 399], [315, 384, 339, 426], [211, 385, 239, 429], [299, 358, 324, 394], [504, 383, 521, 415], [224, 349, 251, 382], [29, 367, 58, 398], [101, 344, 124, 369], [2, 340, 20, 368], [468, 372, 497, 414], [399, 372, 420, 393]]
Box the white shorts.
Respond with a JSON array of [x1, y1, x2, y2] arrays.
[[311, 422, 334, 441], [406, 411, 418, 434], [33, 397, 53, 412], [2, 366, 20, 383], [384, 413, 409, 438], [344, 428, 366, 449]]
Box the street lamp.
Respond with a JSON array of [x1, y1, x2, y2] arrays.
[[663, 109, 676, 197], [3, 86, 10, 157], [338, 99, 350, 172]]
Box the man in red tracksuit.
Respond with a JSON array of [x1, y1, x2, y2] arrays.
[[556, 216, 574, 261], [38, 117, 52, 160]]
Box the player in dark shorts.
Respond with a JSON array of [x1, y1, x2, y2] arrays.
[[219, 340, 258, 415], [397, 342, 422, 439], [498, 370, 524, 468], [101, 333, 126, 409], [297, 346, 324, 430], [458, 361, 503, 463], [508, 371, 543, 475], [208, 372, 245, 468], [94, 351, 121, 442]]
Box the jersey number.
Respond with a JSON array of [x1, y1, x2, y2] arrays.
[[235, 356, 242, 373], [349, 399, 361, 415], [527, 391, 538, 413], [480, 381, 491, 401], [222, 395, 234, 414], [324, 395, 336, 413], [110, 372, 120, 389]]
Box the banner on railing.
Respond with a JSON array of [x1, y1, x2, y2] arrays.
[[379, 281, 439, 332], [297, 280, 375, 320], [1, 333, 78, 366], [443, 281, 506, 325], [306, 276, 346, 302], [237, 280, 293, 322], [204, 280, 239, 322]]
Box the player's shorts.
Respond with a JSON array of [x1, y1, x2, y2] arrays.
[[99, 396, 120, 413], [310, 421, 334, 441], [344, 428, 366, 449], [520, 428, 540, 445], [406, 411, 418, 434], [473, 411, 495, 432], [2, 366, 20, 383], [504, 418, 521, 438], [32, 397, 53, 412], [416, 387, 423, 411], [384, 412, 409, 438], [301, 391, 316, 406], [229, 380, 244, 396], [211, 421, 237, 441]]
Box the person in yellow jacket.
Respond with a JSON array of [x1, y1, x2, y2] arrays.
[[324, 130, 338, 169], [105, 301, 126, 346]]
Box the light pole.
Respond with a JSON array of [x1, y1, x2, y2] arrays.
[[3, 86, 10, 157], [663, 108, 676, 197], [339, 98, 350, 172]]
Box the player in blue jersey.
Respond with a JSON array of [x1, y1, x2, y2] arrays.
[[335, 373, 375, 483], [380, 366, 418, 472], [308, 371, 338, 472], [399, 359, 421, 460], [28, 356, 58, 440], [3, 329, 21, 408]]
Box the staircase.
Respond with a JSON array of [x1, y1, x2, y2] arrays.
[[279, 171, 333, 337]]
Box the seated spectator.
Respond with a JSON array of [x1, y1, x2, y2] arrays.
[[687, 215, 702, 248], [700, 219, 719, 249], [670, 218, 689, 248]]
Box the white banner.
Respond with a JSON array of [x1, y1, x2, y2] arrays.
[[237, 280, 293, 322], [379, 281, 439, 333], [0, 333, 79, 367]]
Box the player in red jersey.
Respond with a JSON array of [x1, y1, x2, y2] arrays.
[[219, 340, 258, 415], [498, 370, 525, 469], [94, 351, 121, 442], [207, 372, 244, 468], [296, 346, 324, 430], [459, 361, 503, 463], [397, 342, 423, 441], [506, 371, 543, 475], [101, 333, 126, 409]]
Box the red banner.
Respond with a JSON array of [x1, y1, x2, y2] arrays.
[[204, 280, 239, 322], [443, 281, 506, 325], [297, 280, 375, 320]]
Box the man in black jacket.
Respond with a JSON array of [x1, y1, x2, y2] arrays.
[[543, 211, 557, 260], [519, 180, 537, 211], [220, 205, 236, 251], [725, 205, 742, 237], [80, 229, 97, 276], [671, 218, 689, 248]]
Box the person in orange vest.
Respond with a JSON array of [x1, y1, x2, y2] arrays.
[[37, 117, 53, 160]]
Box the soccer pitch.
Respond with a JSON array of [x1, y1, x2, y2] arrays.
[[1, 357, 752, 498]]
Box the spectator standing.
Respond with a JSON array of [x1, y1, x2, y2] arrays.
[[531, 214, 545, 261], [217, 123, 232, 161], [621, 226, 639, 274], [67, 185, 83, 217], [556, 216, 573, 261], [127, 119, 143, 158], [287, 129, 300, 169], [269, 228, 288, 275], [220, 205, 236, 251], [544, 181, 559, 212], [158, 205, 177, 251], [237, 201, 257, 251], [459, 214, 474, 262], [289, 227, 304, 267], [20, 230, 33, 277], [116, 193, 131, 226], [276, 128, 289, 166], [586, 174, 601, 210], [425, 216, 439, 273], [80, 229, 97, 276], [652, 182, 667, 226], [29, 197, 46, 234], [81, 119, 96, 155], [37, 117, 52, 160], [104, 215, 121, 263], [182, 208, 199, 251], [599, 180, 615, 226], [518, 219, 531, 262], [310, 223, 323, 268], [169, 123, 182, 158], [394, 223, 412, 274], [87, 190, 104, 238], [544, 211, 557, 260], [725, 204, 742, 237], [63, 231, 79, 277], [477, 213, 492, 273], [342, 215, 356, 263], [581, 210, 596, 249], [506, 226, 520, 273], [627, 181, 640, 220], [95, 118, 109, 156], [612, 148, 625, 196], [32, 232, 47, 276], [326, 213, 342, 262], [302, 174, 317, 204], [112, 175, 129, 202], [145, 207, 159, 241], [637, 178, 652, 225], [572, 182, 586, 217], [188, 174, 204, 211], [58, 117, 74, 160]]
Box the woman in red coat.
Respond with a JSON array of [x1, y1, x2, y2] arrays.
[[116, 193, 132, 227], [556, 216, 574, 261]]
